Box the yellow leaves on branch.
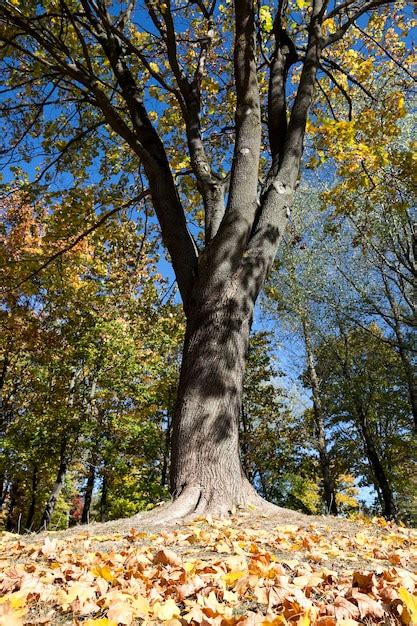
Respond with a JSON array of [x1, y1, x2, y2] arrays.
[[149, 61, 160, 74], [259, 6, 273, 33], [309, 90, 407, 179]]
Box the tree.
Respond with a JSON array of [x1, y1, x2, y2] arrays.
[[0, 0, 412, 518], [307, 77, 416, 429], [264, 166, 415, 518], [0, 191, 184, 530], [314, 323, 414, 521]]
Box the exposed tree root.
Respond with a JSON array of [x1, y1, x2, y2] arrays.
[[131, 482, 289, 528]]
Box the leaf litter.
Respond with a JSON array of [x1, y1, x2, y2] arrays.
[[0, 509, 416, 625]]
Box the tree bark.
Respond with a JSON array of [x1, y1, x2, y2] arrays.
[[302, 319, 338, 515], [169, 283, 262, 516], [240, 402, 253, 481], [81, 462, 96, 524]]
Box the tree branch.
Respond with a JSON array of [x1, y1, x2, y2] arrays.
[[208, 0, 262, 277], [268, 2, 298, 165], [324, 0, 395, 47]]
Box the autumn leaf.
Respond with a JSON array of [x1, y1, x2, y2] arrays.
[[91, 564, 115, 582], [153, 548, 181, 567], [153, 598, 180, 620], [398, 587, 417, 625], [107, 599, 134, 625], [222, 570, 247, 586]]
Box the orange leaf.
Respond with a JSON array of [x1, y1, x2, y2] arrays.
[[153, 549, 181, 567]]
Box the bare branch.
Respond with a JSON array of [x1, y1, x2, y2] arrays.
[[319, 64, 352, 119]]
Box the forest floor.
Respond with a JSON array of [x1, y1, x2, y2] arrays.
[[0, 506, 416, 626]]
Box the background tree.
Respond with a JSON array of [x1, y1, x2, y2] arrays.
[[0, 191, 184, 530]]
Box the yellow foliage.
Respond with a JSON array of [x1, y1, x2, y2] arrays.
[[259, 6, 273, 33]]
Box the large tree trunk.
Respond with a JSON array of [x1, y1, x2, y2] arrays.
[[302, 320, 338, 515], [169, 287, 262, 517]]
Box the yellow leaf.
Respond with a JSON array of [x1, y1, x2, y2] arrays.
[[222, 570, 246, 586], [355, 532, 367, 546], [0, 593, 26, 611], [298, 614, 310, 626], [183, 561, 195, 573], [92, 564, 115, 582], [296, 0, 306, 8], [149, 62, 160, 73], [261, 617, 287, 625], [259, 6, 273, 33], [131, 594, 150, 617], [399, 587, 417, 625], [154, 598, 180, 621]]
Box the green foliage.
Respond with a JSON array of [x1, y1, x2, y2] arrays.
[[0, 190, 184, 530]]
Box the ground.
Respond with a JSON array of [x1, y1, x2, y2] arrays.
[[0, 507, 416, 625]]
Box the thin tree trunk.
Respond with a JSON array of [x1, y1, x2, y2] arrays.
[[25, 466, 38, 531], [39, 368, 80, 530], [100, 472, 108, 523], [393, 322, 417, 430], [39, 444, 68, 530], [5, 481, 18, 531], [336, 324, 397, 520], [161, 414, 172, 489], [169, 288, 261, 516], [302, 319, 338, 515], [381, 271, 417, 430], [81, 462, 96, 524], [356, 407, 397, 520], [0, 473, 5, 508]]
